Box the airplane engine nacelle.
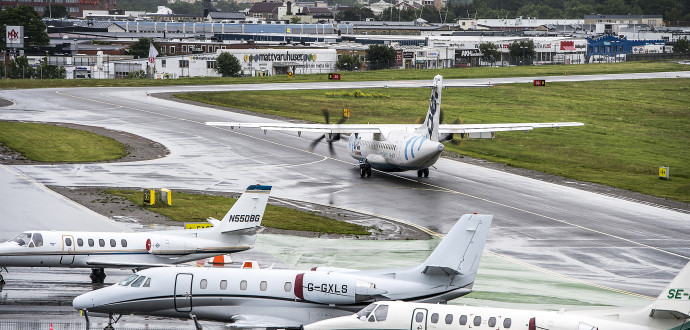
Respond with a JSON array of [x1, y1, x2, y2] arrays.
[[145, 236, 197, 255], [294, 272, 387, 305], [438, 133, 453, 142]]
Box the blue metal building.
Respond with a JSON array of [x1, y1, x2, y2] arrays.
[[586, 35, 665, 61]]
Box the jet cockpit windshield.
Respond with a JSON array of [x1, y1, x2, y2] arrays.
[[9, 232, 42, 247], [356, 303, 389, 322]]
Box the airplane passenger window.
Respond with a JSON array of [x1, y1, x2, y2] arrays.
[[357, 304, 377, 319], [284, 282, 292, 292], [488, 317, 496, 327], [99, 239, 105, 247], [110, 239, 116, 247], [415, 311, 424, 323], [260, 281, 267, 291], [503, 318, 512, 328], [121, 239, 127, 247], [119, 275, 139, 286], [10, 233, 31, 246], [373, 304, 388, 321], [240, 280, 247, 290], [77, 238, 83, 247], [473, 316, 481, 326], [445, 314, 453, 324], [65, 237, 72, 246], [131, 276, 146, 287], [459, 315, 467, 325], [31, 233, 43, 247], [220, 280, 227, 290], [430, 313, 439, 323], [88, 239, 94, 247], [143, 278, 151, 287], [200, 279, 207, 289]]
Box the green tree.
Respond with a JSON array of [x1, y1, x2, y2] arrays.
[[290, 16, 302, 24], [43, 5, 68, 18], [127, 70, 147, 79], [673, 37, 690, 53], [216, 52, 242, 77], [478, 42, 501, 65], [7, 55, 34, 79], [0, 6, 49, 49], [365, 44, 397, 70], [508, 39, 535, 65], [335, 7, 376, 21], [127, 38, 160, 59], [168, 2, 203, 16], [336, 54, 361, 71], [34, 57, 66, 79]]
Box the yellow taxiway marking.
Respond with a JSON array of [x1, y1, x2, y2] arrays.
[[56, 89, 669, 301]]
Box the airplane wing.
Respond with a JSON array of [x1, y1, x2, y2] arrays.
[[206, 122, 399, 134], [438, 122, 584, 134], [225, 314, 304, 328], [85, 260, 174, 269]]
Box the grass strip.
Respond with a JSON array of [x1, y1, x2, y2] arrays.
[[106, 190, 371, 236], [177, 78, 690, 203], [0, 122, 126, 162], [0, 62, 686, 89]]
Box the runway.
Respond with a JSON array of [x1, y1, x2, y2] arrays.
[[0, 72, 688, 326]]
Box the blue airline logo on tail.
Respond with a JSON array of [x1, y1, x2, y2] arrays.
[[404, 136, 426, 160], [426, 89, 439, 138]]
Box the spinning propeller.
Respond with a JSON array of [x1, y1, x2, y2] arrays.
[[309, 109, 347, 156]]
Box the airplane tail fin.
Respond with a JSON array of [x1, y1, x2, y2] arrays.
[[647, 261, 690, 320], [418, 214, 492, 279], [214, 185, 271, 233], [417, 74, 443, 142]]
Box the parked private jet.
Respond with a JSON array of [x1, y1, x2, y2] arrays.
[[207, 75, 583, 178], [73, 214, 492, 328], [0, 184, 271, 284], [305, 261, 690, 330]]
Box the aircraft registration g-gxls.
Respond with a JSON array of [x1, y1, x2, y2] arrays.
[[0, 185, 271, 284], [73, 214, 493, 328], [206, 75, 583, 178], [305, 262, 690, 330]]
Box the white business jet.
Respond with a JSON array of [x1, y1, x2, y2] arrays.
[[207, 75, 583, 178], [0, 184, 271, 284], [73, 213, 492, 328], [305, 261, 690, 330]]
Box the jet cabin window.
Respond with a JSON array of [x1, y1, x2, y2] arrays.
[[240, 280, 247, 291], [99, 239, 105, 247], [200, 279, 208, 289], [88, 239, 94, 247], [121, 239, 127, 247], [110, 239, 116, 247], [77, 238, 84, 247], [430, 313, 439, 323]]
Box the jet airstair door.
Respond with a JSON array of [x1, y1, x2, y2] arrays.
[[60, 235, 75, 265], [174, 273, 193, 312], [410, 308, 428, 330]]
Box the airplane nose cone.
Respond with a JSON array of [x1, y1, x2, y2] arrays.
[[73, 291, 98, 310]]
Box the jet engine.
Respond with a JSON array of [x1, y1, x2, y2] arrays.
[[145, 236, 197, 255], [294, 272, 388, 305]]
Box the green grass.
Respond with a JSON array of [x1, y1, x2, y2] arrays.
[[106, 190, 371, 235], [0, 122, 126, 162], [177, 78, 690, 203], [0, 62, 687, 89]]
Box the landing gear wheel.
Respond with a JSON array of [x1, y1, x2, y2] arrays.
[[366, 165, 372, 177], [0, 274, 4, 286], [360, 166, 366, 178], [90, 268, 106, 283], [423, 168, 429, 178], [417, 169, 423, 177]]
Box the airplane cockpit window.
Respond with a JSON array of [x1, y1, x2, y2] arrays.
[[143, 278, 151, 287], [372, 304, 388, 321], [119, 275, 139, 286], [31, 233, 43, 247], [131, 276, 147, 287], [577, 322, 597, 330], [10, 233, 31, 246], [356, 303, 377, 320]]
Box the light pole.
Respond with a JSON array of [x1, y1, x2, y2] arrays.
[[520, 46, 528, 65]]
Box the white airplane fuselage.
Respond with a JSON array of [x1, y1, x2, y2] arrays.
[[0, 229, 252, 268], [348, 131, 444, 172]]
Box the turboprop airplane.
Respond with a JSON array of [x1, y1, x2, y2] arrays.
[[73, 213, 492, 328], [0, 184, 271, 284], [207, 75, 583, 178], [305, 262, 690, 330]]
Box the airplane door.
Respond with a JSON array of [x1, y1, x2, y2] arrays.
[[410, 308, 427, 330], [174, 273, 193, 312], [60, 235, 75, 265]]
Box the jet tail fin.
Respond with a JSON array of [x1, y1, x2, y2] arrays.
[[417, 74, 443, 142], [419, 214, 492, 278], [648, 262, 690, 319], [216, 185, 271, 233]]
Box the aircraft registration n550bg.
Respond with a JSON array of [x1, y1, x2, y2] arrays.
[[0, 184, 271, 283], [207, 75, 583, 178]]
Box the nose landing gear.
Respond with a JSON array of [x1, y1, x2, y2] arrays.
[[90, 268, 106, 283], [417, 168, 429, 178], [359, 163, 372, 178]]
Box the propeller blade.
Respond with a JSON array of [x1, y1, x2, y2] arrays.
[[322, 109, 330, 124], [328, 141, 336, 157], [309, 134, 326, 151]]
